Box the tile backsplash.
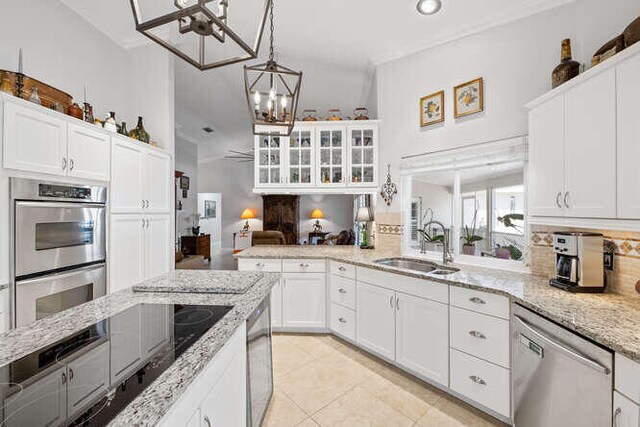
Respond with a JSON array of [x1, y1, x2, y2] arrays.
[[530, 225, 640, 298]]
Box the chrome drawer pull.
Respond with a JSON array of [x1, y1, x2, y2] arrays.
[[469, 297, 486, 305], [300, 263, 310, 267], [203, 415, 211, 427], [338, 266, 347, 272], [61, 372, 67, 385], [555, 192, 563, 209], [469, 375, 486, 385], [339, 317, 346, 323], [469, 330, 487, 339], [255, 263, 265, 268], [338, 288, 347, 294]]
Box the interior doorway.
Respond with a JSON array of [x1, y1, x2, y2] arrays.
[[198, 193, 222, 254]]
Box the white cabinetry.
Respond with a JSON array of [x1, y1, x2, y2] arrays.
[[238, 258, 283, 328], [615, 354, 640, 427], [144, 215, 172, 279], [356, 281, 396, 360], [282, 273, 326, 329], [111, 137, 171, 214], [617, 53, 640, 219], [254, 121, 380, 193], [614, 391, 640, 427], [3, 99, 111, 181]]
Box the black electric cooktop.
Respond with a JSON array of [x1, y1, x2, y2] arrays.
[[0, 303, 233, 426]]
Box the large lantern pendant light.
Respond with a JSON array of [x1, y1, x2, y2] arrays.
[[243, 0, 302, 137], [130, 0, 272, 70]]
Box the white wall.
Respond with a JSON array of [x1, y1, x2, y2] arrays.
[[412, 180, 453, 226], [298, 195, 355, 244], [175, 138, 199, 237], [198, 159, 263, 248], [376, 0, 639, 213]]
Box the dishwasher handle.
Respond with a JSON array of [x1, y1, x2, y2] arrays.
[[513, 315, 611, 375]]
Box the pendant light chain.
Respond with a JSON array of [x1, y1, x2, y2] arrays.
[[268, 0, 275, 62]]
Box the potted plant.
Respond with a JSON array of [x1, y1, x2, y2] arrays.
[[460, 207, 483, 255], [496, 213, 524, 260]]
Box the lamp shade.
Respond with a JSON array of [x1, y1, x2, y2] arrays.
[[310, 209, 324, 219], [240, 208, 255, 220], [356, 206, 373, 222]]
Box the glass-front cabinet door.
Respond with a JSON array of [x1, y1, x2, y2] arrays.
[[348, 125, 377, 186], [316, 126, 346, 187], [286, 128, 314, 186], [255, 135, 283, 187]]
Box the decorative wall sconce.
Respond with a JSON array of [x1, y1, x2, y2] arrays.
[[380, 164, 398, 207]]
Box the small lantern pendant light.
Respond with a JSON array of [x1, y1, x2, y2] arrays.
[[243, 0, 302, 137]]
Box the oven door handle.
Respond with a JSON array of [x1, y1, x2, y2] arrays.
[[514, 315, 610, 375], [16, 263, 106, 286], [16, 201, 106, 210]]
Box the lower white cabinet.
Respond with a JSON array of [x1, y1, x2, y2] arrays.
[[329, 302, 356, 341], [356, 281, 396, 361], [614, 391, 640, 427], [238, 258, 284, 329], [282, 273, 326, 329], [395, 292, 449, 386], [159, 324, 247, 427], [109, 214, 172, 293]]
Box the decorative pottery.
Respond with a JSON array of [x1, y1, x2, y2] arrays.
[[0, 74, 13, 95], [83, 103, 94, 123], [28, 87, 41, 105], [354, 107, 369, 120], [462, 244, 476, 256], [118, 122, 129, 136], [0, 69, 72, 110], [623, 16, 640, 47], [552, 39, 580, 88], [68, 103, 84, 120], [496, 247, 511, 259], [51, 102, 64, 113], [301, 109, 318, 121], [103, 111, 117, 132], [326, 109, 342, 121], [592, 34, 625, 66], [129, 116, 150, 143]]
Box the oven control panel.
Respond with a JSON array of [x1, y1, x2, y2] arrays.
[[39, 184, 92, 199]]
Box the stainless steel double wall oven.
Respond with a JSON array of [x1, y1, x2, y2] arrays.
[[10, 178, 107, 328]]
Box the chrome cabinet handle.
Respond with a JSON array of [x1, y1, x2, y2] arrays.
[[555, 192, 563, 209], [203, 415, 211, 427], [469, 330, 487, 339], [389, 296, 394, 308], [69, 368, 74, 380], [142, 200, 145, 209], [396, 297, 400, 310], [469, 297, 486, 305], [338, 266, 347, 272], [61, 372, 67, 385], [299, 263, 310, 267], [469, 375, 486, 385], [564, 191, 570, 209], [338, 288, 347, 294], [69, 159, 75, 171], [146, 200, 150, 208], [339, 317, 346, 323], [613, 407, 621, 427], [62, 157, 67, 170], [255, 262, 265, 268]]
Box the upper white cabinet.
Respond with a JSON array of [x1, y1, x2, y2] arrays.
[[3, 98, 111, 181], [111, 137, 171, 214], [617, 53, 640, 219], [527, 45, 640, 224], [254, 120, 380, 193]]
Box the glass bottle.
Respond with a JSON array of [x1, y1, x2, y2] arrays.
[[118, 121, 128, 136], [552, 39, 580, 88], [129, 116, 150, 143]]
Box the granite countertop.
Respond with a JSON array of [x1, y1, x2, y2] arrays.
[[0, 270, 280, 426], [237, 245, 640, 363], [132, 270, 265, 294]]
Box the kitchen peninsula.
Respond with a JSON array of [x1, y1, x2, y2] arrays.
[[0, 271, 279, 426]]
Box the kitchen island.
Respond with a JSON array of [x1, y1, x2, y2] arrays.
[[0, 270, 279, 426]]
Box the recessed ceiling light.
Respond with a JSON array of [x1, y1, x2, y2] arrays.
[[416, 0, 442, 15]]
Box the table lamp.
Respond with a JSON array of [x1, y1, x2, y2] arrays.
[[356, 206, 374, 248], [310, 209, 324, 232], [240, 208, 255, 232]]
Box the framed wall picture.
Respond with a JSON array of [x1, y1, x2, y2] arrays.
[[203, 200, 217, 219], [454, 77, 483, 118], [420, 90, 445, 127], [179, 176, 190, 190]]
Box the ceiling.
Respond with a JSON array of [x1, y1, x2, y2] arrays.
[[60, 0, 571, 161]]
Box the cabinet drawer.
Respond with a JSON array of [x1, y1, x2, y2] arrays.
[[450, 349, 510, 418], [330, 261, 356, 279], [357, 267, 448, 304], [614, 391, 640, 427], [450, 286, 509, 319], [330, 303, 356, 341], [282, 259, 325, 273], [450, 307, 510, 368], [237, 258, 281, 272], [330, 275, 356, 309], [616, 353, 640, 404]]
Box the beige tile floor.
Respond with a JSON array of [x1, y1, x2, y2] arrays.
[[263, 334, 506, 427]]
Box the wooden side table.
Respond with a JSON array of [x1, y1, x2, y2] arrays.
[[181, 234, 211, 261]]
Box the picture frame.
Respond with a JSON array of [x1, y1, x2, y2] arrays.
[[203, 200, 217, 219], [420, 90, 445, 127], [454, 77, 484, 118], [179, 176, 190, 190]]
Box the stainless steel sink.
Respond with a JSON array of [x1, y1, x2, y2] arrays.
[[373, 258, 459, 276]]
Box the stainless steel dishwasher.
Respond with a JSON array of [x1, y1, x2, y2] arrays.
[[512, 304, 613, 427]]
